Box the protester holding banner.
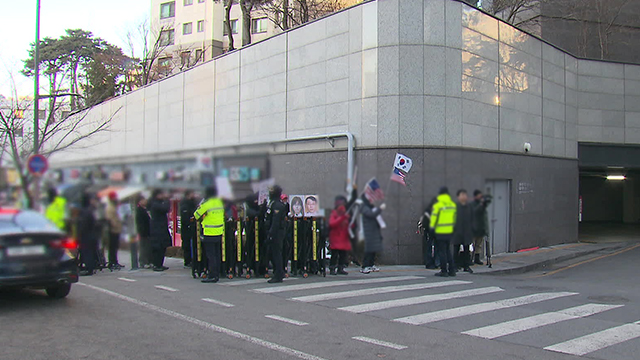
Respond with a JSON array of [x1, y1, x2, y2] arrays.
[[358, 179, 386, 274]]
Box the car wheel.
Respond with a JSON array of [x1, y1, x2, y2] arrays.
[[46, 284, 72, 299]]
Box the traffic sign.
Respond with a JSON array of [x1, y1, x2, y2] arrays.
[[27, 154, 48, 176]]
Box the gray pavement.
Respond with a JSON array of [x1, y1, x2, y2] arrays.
[[3, 241, 640, 360]]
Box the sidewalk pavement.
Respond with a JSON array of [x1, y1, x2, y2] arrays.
[[112, 239, 636, 277]]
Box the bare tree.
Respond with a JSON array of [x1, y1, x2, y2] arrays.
[[539, 0, 633, 59], [0, 72, 117, 209], [481, 0, 542, 28], [124, 18, 173, 86], [262, 0, 346, 31], [240, 0, 272, 46], [213, 0, 237, 51]]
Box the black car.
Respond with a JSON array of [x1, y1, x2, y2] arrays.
[[0, 208, 78, 298]]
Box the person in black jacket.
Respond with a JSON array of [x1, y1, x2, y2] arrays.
[[265, 185, 287, 283], [180, 190, 197, 267], [419, 196, 440, 269], [135, 195, 152, 268], [77, 193, 98, 276], [244, 193, 260, 273], [453, 189, 474, 273], [149, 189, 172, 272]]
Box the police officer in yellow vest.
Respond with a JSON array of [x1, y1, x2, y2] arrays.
[[46, 188, 67, 231], [430, 187, 457, 277], [194, 186, 225, 283]]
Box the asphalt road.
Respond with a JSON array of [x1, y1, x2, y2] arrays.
[[3, 246, 640, 360]]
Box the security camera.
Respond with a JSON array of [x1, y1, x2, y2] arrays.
[[524, 142, 532, 153]]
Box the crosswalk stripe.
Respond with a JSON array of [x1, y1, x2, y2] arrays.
[[202, 298, 235, 308], [545, 322, 640, 356], [155, 285, 179, 292], [352, 336, 408, 350], [265, 315, 309, 326], [220, 278, 299, 286], [338, 287, 503, 313], [393, 292, 578, 325], [463, 303, 624, 339], [253, 276, 422, 294], [290, 280, 471, 302]]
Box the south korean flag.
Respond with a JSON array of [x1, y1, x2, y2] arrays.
[[393, 153, 413, 173]]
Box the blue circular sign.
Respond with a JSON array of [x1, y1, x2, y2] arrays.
[[27, 154, 48, 176]]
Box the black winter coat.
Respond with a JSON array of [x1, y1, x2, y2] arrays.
[[179, 198, 197, 233], [265, 200, 287, 241], [135, 205, 150, 237], [149, 199, 172, 247], [361, 197, 383, 253], [453, 202, 473, 246], [77, 207, 97, 248]]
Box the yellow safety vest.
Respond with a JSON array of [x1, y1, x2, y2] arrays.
[[430, 193, 457, 235], [194, 197, 225, 236], [46, 196, 67, 230]]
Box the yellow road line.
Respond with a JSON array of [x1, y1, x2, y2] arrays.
[[532, 243, 640, 278]]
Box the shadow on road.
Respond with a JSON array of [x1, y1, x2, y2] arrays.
[[0, 288, 72, 313]]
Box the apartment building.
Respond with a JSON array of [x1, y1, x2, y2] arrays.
[[151, 0, 280, 71], [151, 0, 362, 73], [152, 0, 223, 72]]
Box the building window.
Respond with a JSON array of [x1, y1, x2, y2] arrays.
[[181, 51, 191, 67], [195, 49, 203, 63], [159, 29, 175, 46], [251, 17, 267, 34], [197, 20, 205, 33], [183, 22, 193, 35], [223, 19, 238, 35], [158, 57, 172, 67], [184, 0, 193, 5], [160, 1, 175, 19]]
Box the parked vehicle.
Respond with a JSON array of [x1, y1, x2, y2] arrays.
[[0, 209, 78, 298]]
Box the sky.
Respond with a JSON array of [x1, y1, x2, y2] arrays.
[[0, 0, 151, 98]]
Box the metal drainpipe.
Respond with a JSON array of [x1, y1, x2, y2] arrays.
[[277, 132, 355, 194]]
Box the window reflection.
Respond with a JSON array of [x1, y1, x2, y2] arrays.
[[462, 7, 499, 40]]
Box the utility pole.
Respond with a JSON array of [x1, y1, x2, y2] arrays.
[[34, 0, 41, 154], [32, 0, 41, 210]]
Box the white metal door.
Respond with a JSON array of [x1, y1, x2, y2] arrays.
[[485, 180, 511, 254]]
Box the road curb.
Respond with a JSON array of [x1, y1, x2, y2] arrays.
[[475, 243, 628, 276]]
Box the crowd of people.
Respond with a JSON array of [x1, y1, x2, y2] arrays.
[[47, 189, 174, 276], [419, 187, 491, 277], [42, 182, 489, 283]]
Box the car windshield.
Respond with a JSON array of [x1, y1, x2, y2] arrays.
[[0, 210, 60, 234]]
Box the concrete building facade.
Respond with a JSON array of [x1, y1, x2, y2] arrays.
[[51, 0, 640, 264]]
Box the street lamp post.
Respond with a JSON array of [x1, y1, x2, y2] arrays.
[[34, 0, 40, 154]]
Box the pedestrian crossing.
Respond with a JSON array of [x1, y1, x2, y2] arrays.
[[246, 275, 638, 357]]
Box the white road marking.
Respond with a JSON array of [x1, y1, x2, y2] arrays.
[[352, 336, 408, 350], [253, 276, 423, 294], [290, 280, 471, 302], [117, 277, 137, 282], [339, 287, 503, 314], [155, 285, 178, 292], [77, 283, 328, 360], [265, 315, 309, 326], [545, 322, 640, 356], [394, 292, 578, 325], [463, 303, 623, 339], [201, 298, 235, 308], [220, 278, 299, 286]]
